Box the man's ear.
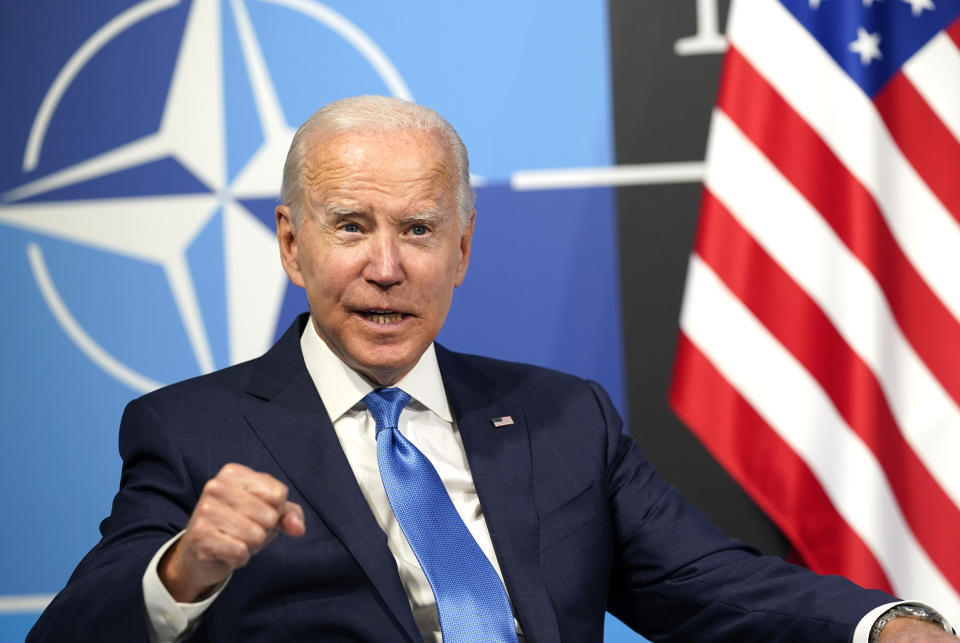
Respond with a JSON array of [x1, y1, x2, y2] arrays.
[[454, 210, 475, 287], [276, 205, 305, 288]]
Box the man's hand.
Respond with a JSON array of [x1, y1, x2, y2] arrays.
[[878, 617, 958, 642], [158, 463, 306, 602]]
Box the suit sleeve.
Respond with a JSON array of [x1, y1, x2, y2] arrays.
[[589, 381, 895, 642], [27, 397, 202, 642]]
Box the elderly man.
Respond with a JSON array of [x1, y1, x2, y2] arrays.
[[29, 96, 955, 642]]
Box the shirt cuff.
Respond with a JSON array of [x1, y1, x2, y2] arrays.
[[851, 601, 954, 643], [142, 531, 230, 643]]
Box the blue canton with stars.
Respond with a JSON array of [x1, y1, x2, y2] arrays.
[[780, 0, 960, 97]]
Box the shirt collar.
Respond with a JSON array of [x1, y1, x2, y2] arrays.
[[299, 317, 453, 424]]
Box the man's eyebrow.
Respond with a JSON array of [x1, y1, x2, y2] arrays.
[[324, 203, 362, 219], [321, 204, 443, 224], [399, 210, 442, 225]]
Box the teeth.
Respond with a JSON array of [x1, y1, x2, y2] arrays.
[[365, 312, 403, 324]]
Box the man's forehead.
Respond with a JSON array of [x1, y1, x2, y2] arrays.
[[308, 128, 449, 167], [303, 128, 456, 205]]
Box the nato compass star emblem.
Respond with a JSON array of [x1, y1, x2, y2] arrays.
[[0, 0, 412, 393]]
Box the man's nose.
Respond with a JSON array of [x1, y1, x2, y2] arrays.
[[363, 233, 403, 287]]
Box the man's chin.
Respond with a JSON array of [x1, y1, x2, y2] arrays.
[[346, 345, 428, 387]]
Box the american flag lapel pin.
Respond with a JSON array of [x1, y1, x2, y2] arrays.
[[490, 416, 514, 428]]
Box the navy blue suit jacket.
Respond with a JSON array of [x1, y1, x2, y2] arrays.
[[30, 315, 893, 641]]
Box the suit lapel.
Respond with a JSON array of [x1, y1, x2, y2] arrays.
[[243, 316, 420, 643], [438, 347, 561, 643]]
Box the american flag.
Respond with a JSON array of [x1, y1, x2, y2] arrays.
[[669, 0, 960, 624]]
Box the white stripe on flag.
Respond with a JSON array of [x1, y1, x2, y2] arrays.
[[904, 31, 960, 143]]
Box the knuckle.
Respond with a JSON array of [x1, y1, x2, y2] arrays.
[[202, 478, 223, 496], [193, 499, 213, 518], [220, 462, 244, 477], [270, 481, 288, 503], [261, 505, 280, 527], [249, 523, 268, 545], [229, 541, 251, 567]]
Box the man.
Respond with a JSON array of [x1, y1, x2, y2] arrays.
[[29, 96, 956, 642]]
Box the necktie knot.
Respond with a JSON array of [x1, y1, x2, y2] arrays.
[[363, 388, 411, 434]]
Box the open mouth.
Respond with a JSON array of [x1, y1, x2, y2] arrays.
[[361, 310, 405, 324]]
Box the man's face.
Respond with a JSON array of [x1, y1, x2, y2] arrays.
[[276, 128, 473, 386]]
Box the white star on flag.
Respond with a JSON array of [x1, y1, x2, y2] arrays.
[[809, 0, 827, 8], [862, 0, 882, 6], [848, 26, 883, 64], [903, 0, 936, 15]]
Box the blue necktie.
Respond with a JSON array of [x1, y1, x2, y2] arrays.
[[364, 388, 518, 643]]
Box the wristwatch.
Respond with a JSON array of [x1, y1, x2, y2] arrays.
[[869, 603, 953, 642]]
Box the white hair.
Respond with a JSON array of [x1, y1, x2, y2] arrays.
[[280, 95, 474, 229]]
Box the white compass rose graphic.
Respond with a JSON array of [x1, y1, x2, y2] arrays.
[[0, 0, 412, 393]]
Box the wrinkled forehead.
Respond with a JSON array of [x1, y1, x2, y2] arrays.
[[302, 128, 457, 210]]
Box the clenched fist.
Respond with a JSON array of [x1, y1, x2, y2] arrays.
[[159, 463, 306, 602]]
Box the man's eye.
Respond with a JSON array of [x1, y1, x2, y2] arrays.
[[342, 223, 360, 233], [410, 225, 428, 236]]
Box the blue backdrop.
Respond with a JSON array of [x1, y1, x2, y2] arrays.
[[0, 1, 633, 639]]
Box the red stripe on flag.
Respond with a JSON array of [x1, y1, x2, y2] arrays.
[[948, 16, 960, 48], [670, 333, 893, 593], [694, 189, 960, 591], [874, 72, 960, 226], [716, 46, 960, 410]]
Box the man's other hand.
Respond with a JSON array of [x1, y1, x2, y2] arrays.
[[878, 617, 958, 642], [158, 463, 306, 602]]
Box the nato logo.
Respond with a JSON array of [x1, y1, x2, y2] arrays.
[[0, 3, 417, 612], [0, 0, 412, 393]]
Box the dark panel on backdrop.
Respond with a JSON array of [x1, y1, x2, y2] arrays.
[[609, 0, 791, 558]]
